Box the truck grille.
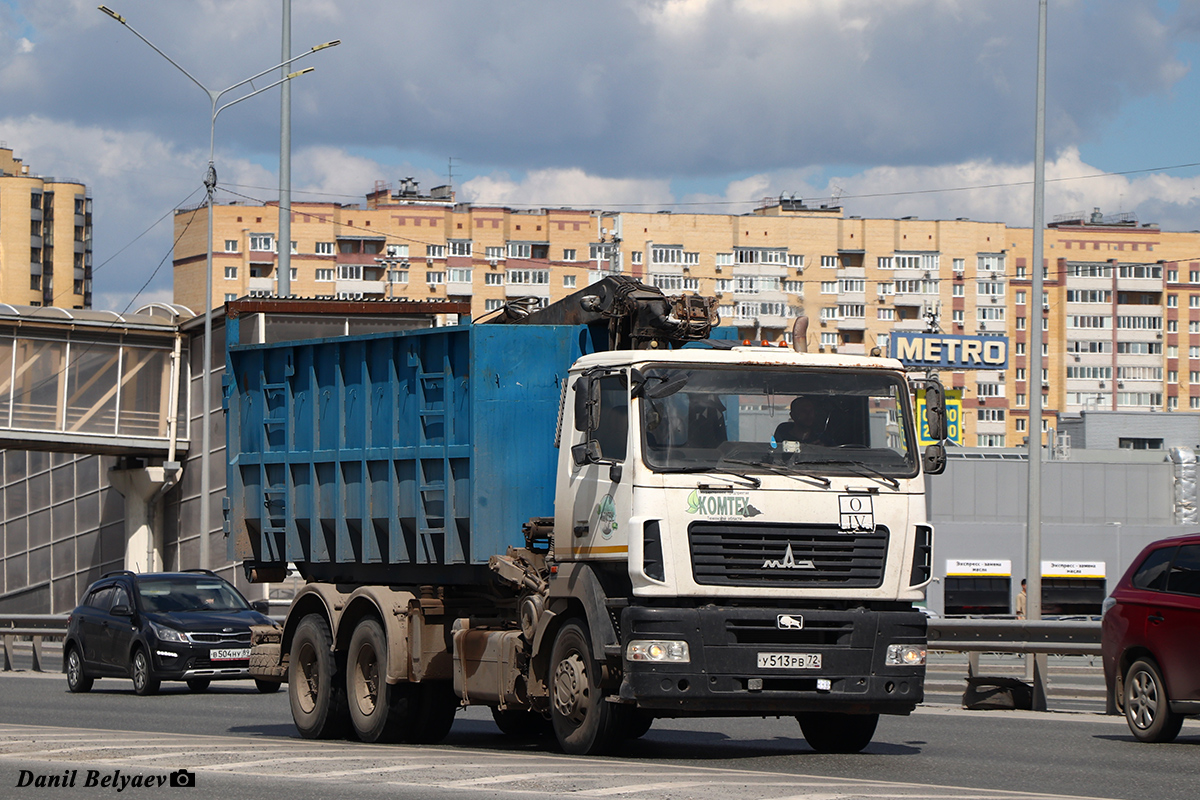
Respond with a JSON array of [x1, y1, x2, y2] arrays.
[[688, 522, 888, 588]]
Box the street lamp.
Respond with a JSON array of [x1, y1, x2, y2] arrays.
[[98, 6, 339, 569]]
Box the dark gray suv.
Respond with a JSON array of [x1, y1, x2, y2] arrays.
[[64, 570, 280, 695]]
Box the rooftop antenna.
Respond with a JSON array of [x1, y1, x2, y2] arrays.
[[448, 156, 459, 192]]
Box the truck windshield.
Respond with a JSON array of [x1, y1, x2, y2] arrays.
[[639, 366, 917, 478]]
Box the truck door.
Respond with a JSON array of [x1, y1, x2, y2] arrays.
[[568, 372, 634, 560]]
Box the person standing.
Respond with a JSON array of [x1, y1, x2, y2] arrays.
[[1016, 579, 1027, 619]]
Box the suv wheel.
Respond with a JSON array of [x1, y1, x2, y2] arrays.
[[65, 647, 93, 693], [1124, 658, 1184, 743], [131, 649, 160, 696]]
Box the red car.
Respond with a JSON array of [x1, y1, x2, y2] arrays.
[[1102, 532, 1200, 742]]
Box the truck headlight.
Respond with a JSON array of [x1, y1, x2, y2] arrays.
[[886, 644, 926, 666], [626, 640, 690, 663]]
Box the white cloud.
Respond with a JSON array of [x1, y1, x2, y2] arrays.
[[462, 168, 673, 210]]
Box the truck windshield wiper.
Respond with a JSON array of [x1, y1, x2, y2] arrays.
[[806, 459, 901, 490], [719, 457, 831, 488], [654, 465, 760, 488]]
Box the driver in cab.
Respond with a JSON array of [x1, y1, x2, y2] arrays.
[[773, 396, 828, 449]]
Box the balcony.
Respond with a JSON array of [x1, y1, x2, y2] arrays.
[[248, 277, 275, 294], [505, 283, 550, 298], [335, 279, 386, 296], [891, 318, 927, 332], [836, 317, 867, 331]]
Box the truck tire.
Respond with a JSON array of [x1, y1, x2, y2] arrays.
[[492, 708, 554, 737], [549, 619, 622, 755], [347, 618, 404, 743], [289, 614, 348, 739], [401, 681, 458, 744], [797, 712, 878, 753]]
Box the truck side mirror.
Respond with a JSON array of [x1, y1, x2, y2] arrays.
[[923, 443, 946, 475], [924, 381, 946, 442], [573, 376, 591, 432], [571, 440, 601, 466]]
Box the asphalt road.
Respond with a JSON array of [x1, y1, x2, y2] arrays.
[[1, 671, 1197, 800]]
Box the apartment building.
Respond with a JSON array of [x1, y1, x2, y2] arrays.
[[172, 182, 1200, 449], [0, 147, 93, 309]]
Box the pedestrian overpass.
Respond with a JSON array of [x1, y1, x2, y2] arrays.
[[0, 303, 191, 458]]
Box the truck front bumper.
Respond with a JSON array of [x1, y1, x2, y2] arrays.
[[617, 605, 926, 715]]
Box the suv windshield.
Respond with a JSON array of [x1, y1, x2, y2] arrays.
[[136, 577, 250, 613], [640, 366, 917, 478]]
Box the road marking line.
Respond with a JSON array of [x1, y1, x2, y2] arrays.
[[576, 780, 711, 796], [438, 772, 553, 787]]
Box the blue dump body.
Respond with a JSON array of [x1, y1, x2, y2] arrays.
[[226, 323, 596, 584]]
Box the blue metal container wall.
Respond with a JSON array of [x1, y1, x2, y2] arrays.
[[226, 324, 591, 577]]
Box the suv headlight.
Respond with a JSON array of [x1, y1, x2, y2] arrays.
[[1101, 596, 1116, 617], [149, 620, 188, 644]]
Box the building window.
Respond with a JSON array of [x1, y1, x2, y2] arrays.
[[426, 271, 445, 285], [563, 274, 577, 288], [715, 253, 733, 267], [821, 255, 838, 268], [976, 433, 1006, 447], [788, 254, 804, 268], [224, 239, 238, 252], [952, 309, 964, 324], [249, 235, 274, 251], [315, 269, 334, 282], [449, 240, 473, 257], [485, 272, 504, 286], [507, 269, 549, 285], [387, 270, 408, 284], [315, 242, 334, 255], [1015, 393, 1026, 407], [978, 409, 1005, 422], [448, 268, 473, 283], [224, 293, 238, 302], [484, 246, 504, 261], [1168, 294, 1179, 308], [1015, 418, 1027, 432], [652, 274, 685, 292], [953, 258, 965, 273], [877, 308, 895, 321], [30, 275, 41, 291], [631, 251, 643, 266], [820, 281, 837, 294], [224, 266, 238, 280], [953, 284, 964, 297], [387, 244, 410, 258], [427, 244, 446, 259], [978, 255, 1004, 272], [562, 248, 577, 261], [589, 244, 612, 262], [877, 256, 894, 270], [820, 333, 838, 347], [485, 298, 503, 311], [683, 277, 699, 291]]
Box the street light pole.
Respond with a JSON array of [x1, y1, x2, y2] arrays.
[[98, 6, 337, 569]]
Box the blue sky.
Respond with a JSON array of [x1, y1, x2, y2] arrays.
[[2, 0, 1199, 311]]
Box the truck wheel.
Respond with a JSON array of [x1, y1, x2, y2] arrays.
[[549, 619, 622, 755], [623, 709, 654, 740], [797, 712, 878, 753], [402, 682, 458, 744], [289, 614, 348, 739], [1124, 658, 1184, 743], [346, 618, 404, 743], [492, 708, 554, 737]]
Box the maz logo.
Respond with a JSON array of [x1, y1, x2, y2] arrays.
[[762, 543, 815, 570]]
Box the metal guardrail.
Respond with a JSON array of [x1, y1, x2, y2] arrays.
[[927, 619, 1102, 656], [1, 611, 288, 673], [1, 614, 69, 672]]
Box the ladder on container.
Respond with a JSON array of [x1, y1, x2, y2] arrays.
[[414, 354, 448, 564]]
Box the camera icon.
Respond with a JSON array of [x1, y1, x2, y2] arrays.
[[168, 769, 196, 788]]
